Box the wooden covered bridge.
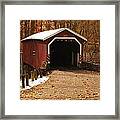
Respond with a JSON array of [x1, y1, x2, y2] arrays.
[[21, 28, 87, 68], [20, 28, 87, 88]]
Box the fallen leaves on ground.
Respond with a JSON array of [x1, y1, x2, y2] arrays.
[[20, 70, 100, 100]]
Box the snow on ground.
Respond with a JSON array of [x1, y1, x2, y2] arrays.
[[20, 76, 49, 90]]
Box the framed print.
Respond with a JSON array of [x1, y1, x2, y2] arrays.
[[0, 0, 119, 119]]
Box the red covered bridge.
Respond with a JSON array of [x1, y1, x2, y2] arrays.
[[20, 28, 87, 70]]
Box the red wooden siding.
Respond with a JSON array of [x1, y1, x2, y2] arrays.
[[36, 42, 47, 68], [22, 40, 47, 69], [22, 40, 34, 67]]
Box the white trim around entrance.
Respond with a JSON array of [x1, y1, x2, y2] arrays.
[[48, 37, 81, 55], [47, 37, 82, 66]]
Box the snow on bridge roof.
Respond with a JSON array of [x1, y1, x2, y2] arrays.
[[21, 28, 87, 41]]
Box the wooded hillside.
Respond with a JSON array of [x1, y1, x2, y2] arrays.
[[20, 20, 100, 64]]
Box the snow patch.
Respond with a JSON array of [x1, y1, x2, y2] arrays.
[[20, 76, 49, 90]]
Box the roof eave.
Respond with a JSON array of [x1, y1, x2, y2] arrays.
[[64, 28, 87, 42], [21, 39, 43, 42]]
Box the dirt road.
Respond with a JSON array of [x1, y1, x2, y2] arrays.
[[20, 69, 100, 100]]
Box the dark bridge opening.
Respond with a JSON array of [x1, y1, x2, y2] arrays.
[[50, 39, 80, 68]]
